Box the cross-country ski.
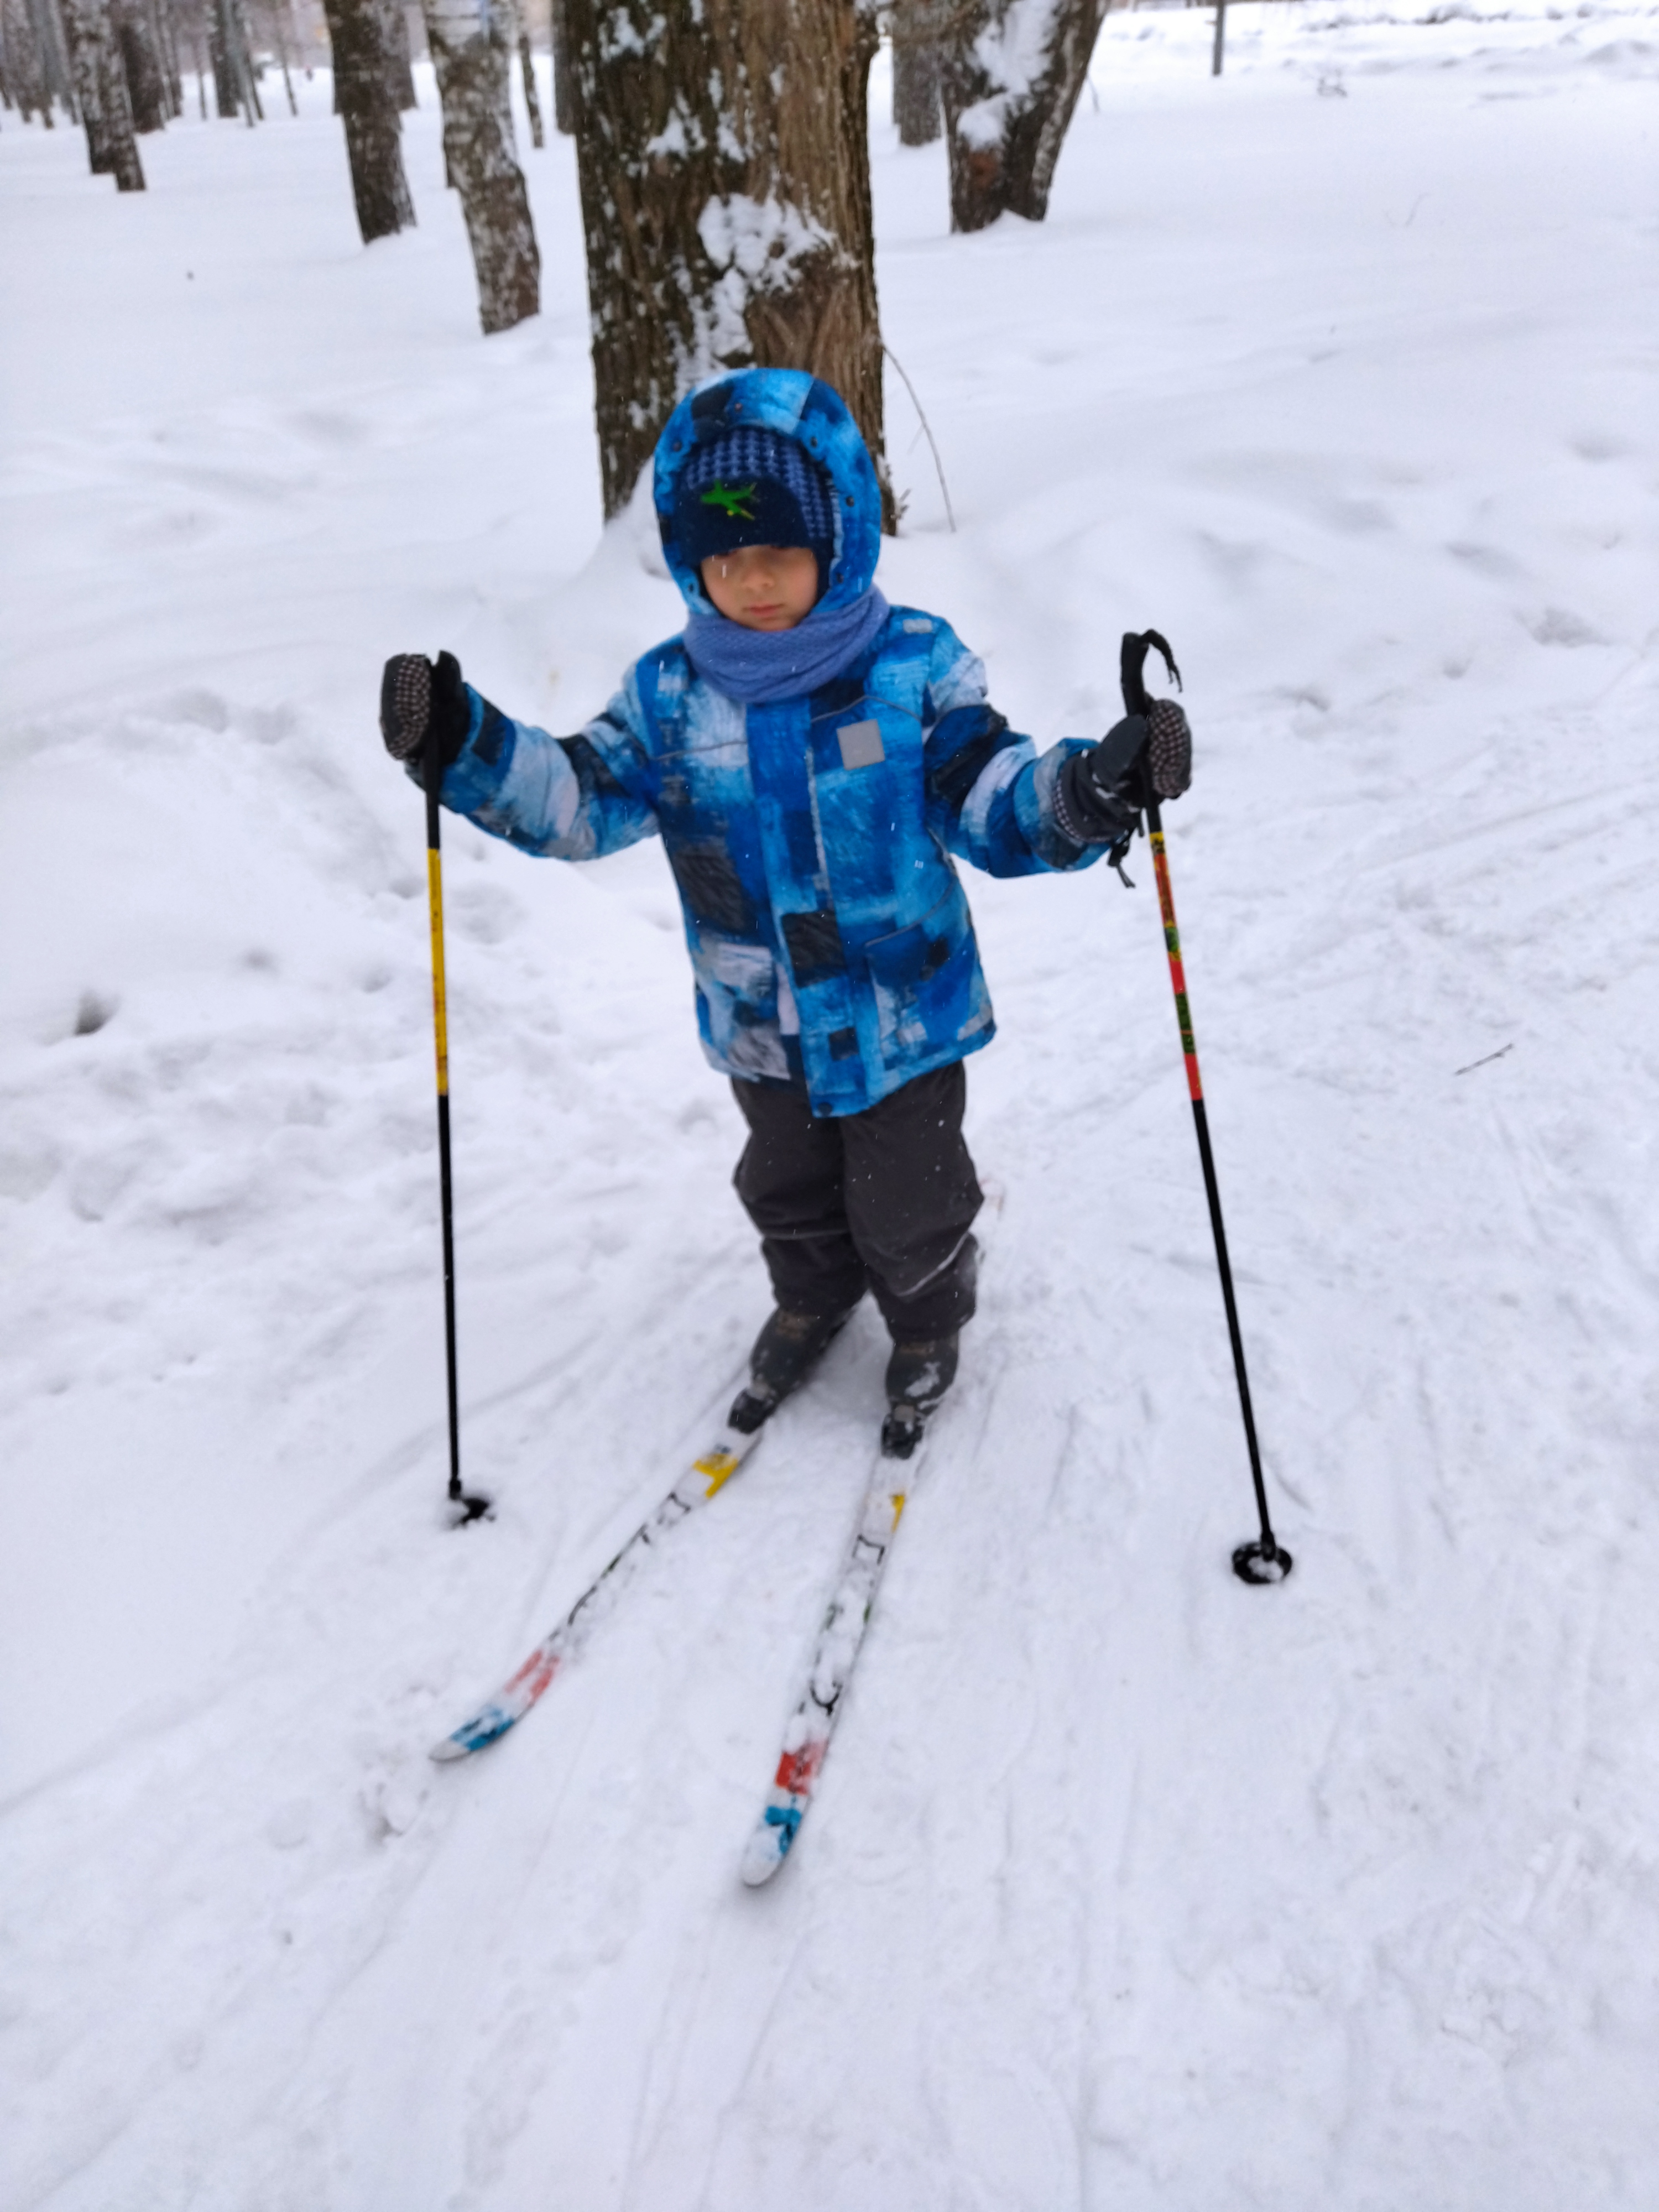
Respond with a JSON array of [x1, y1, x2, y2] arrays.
[[429, 1412, 765, 1762], [740, 1437, 917, 1885]]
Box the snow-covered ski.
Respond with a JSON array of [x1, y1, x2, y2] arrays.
[[429, 1414, 765, 1762], [739, 1436, 917, 1885]]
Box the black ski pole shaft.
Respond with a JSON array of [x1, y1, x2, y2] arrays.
[[1123, 632, 1289, 1584], [425, 723, 491, 1525]]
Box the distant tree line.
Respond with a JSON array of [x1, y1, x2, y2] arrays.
[[1, 0, 1110, 518]]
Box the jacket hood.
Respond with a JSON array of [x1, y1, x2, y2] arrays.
[[653, 368, 883, 618]]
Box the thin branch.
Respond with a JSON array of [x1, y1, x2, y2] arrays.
[[883, 343, 957, 534]]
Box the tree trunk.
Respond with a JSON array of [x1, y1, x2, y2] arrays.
[[384, 0, 415, 106], [2, 0, 49, 118], [548, 0, 571, 132], [942, 0, 1104, 232], [891, 0, 941, 147], [566, 0, 889, 523], [112, 0, 167, 128], [206, 0, 236, 112], [151, 0, 181, 114], [61, 0, 144, 183], [516, 24, 541, 149], [419, 0, 539, 334], [231, 0, 259, 116], [28, 0, 79, 117], [321, 0, 415, 239]]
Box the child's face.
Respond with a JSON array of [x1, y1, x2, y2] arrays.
[[700, 544, 820, 632]]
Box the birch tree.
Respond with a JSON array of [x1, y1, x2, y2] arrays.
[[322, 0, 415, 241], [420, 0, 539, 333], [112, 0, 168, 127], [942, 0, 1103, 231], [7, 0, 79, 121], [566, 0, 889, 522], [1, 0, 53, 117], [61, 0, 144, 184]]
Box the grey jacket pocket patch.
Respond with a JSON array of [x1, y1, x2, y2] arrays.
[[837, 718, 885, 771]]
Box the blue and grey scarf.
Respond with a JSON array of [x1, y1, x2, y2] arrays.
[[683, 589, 891, 706]]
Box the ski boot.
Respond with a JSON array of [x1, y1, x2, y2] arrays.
[[728, 1306, 855, 1434], [880, 1333, 959, 1459]]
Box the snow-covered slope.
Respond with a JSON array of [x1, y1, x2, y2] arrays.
[[3, 7, 1656, 2204]]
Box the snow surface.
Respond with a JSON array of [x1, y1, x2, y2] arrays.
[[2, 8, 1657, 2204]]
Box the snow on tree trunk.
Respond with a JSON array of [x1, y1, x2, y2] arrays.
[[322, 0, 415, 242], [420, 0, 540, 334], [61, 0, 144, 184], [112, 0, 168, 128], [892, 0, 942, 147], [942, 0, 1104, 232], [565, 0, 890, 523]]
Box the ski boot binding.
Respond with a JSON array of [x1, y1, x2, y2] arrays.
[[728, 1305, 855, 1435], [879, 1333, 959, 1459]]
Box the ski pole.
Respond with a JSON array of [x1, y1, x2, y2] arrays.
[[425, 714, 492, 1526], [1121, 630, 1290, 1585]]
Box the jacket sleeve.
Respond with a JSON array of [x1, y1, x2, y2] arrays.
[[425, 666, 659, 860], [919, 625, 1107, 878]]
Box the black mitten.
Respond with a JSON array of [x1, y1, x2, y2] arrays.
[[1056, 700, 1194, 849], [1146, 698, 1192, 800], [379, 650, 471, 770], [1056, 748, 1141, 848]]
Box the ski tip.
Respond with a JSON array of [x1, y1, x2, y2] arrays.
[[739, 1803, 802, 1888], [428, 1705, 513, 1764]]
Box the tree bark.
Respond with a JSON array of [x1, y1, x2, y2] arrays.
[[61, 0, 144, 183], [24, 0, 79, 117], [208, 0, 257, 116], [566, 0, 889, 523], [548, 0, 571, 133], [112, 0, 167, 128], [420, 0, 539, 334], [2, 0, 50, 118], [891, 0, 942, 147], [151, 0, 181, 114], [384, 0, 415, 105], [206, 0, 237, 113], [942, 0, 1103, 232], [516, 24, 541, 148], [321, 0, 415, 240]]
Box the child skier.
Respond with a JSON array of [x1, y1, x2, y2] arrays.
[[379, 368, 1190, 1457]]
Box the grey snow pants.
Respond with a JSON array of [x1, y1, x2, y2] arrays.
[[731, 1061, 983, 1341]]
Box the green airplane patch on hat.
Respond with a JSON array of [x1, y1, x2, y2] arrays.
[[700, 481, 758, 521]]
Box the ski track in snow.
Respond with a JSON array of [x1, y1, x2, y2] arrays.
[[3, 4, 1658, 2205]]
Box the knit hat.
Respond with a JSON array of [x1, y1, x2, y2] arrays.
[[673, 425, 838, 580]]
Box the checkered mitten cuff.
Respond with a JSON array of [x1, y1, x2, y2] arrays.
[[380, 654, 434, 761]]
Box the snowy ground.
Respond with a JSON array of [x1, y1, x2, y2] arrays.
[[2, 5, 1657, 2204]]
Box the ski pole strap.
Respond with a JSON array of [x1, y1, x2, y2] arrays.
[[1119, 628, 1182, 720]]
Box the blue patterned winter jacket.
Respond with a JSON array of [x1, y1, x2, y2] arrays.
[[434, 369, 1105, 1117]]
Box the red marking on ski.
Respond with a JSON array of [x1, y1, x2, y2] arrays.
[[774, 1740, 826, 1795], [504, 1648, 562, 1701]]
